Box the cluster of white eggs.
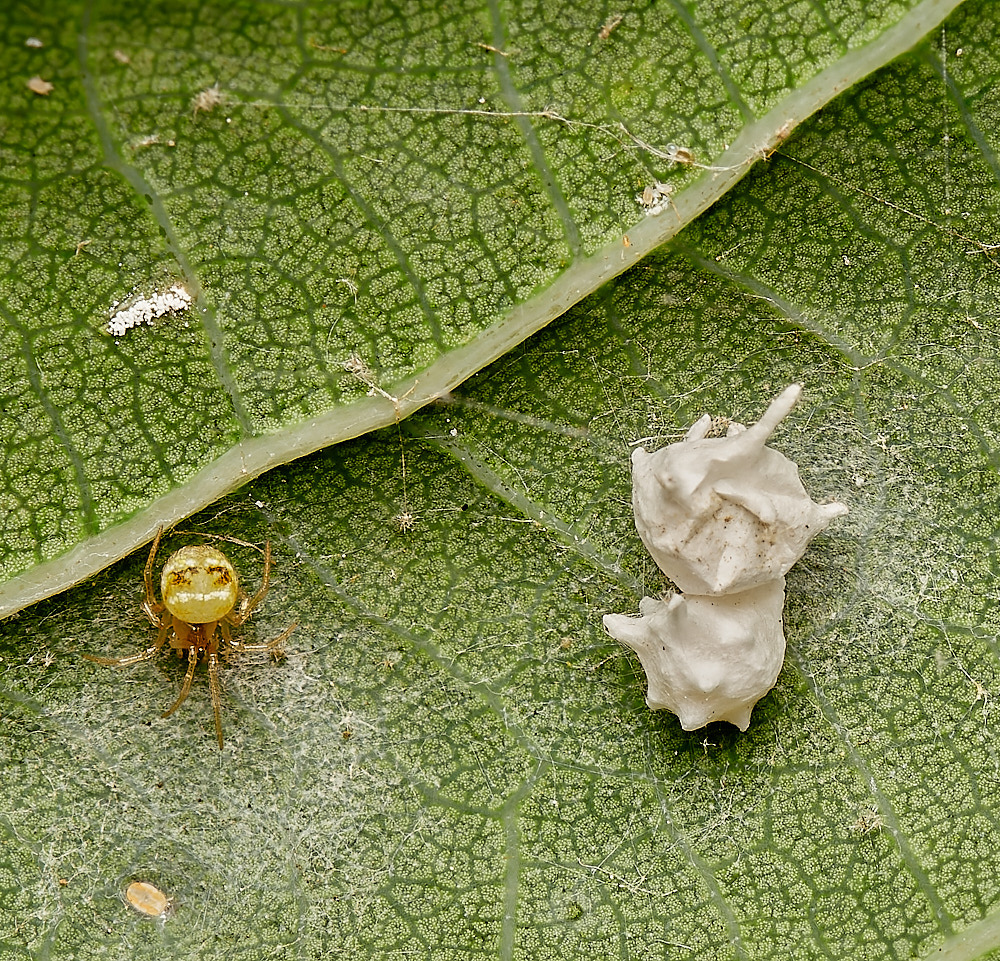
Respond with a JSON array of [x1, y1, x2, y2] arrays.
[[107, 284, 191, 337]]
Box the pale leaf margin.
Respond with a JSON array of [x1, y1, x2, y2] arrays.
[[0, 0, 965, 619], [930, 910, 1000, 960]]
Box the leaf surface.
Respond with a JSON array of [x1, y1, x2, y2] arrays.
[[4, 2, 1000, 958], [0, 0, 962, 613]]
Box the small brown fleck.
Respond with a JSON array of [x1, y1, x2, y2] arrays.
[[667, 144, 695, 165], [308, 37, 348, 54], [27, 77, 54, 96], [598, 14, 623, 40]]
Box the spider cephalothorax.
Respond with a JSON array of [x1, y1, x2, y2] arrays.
[[85, 528, 296, 749]]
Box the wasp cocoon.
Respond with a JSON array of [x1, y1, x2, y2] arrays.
[[631, 384, 847, 595], [605, 385, 846, 731], [605, 582, 786, 731]]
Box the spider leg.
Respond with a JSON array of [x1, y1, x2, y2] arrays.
[[162, 646, 198, 719], [230, 620, 298, 656], [83, 618, 171, 667], [141, 527, 166, 627], [229, 541, 272, 626], [208, 652, 224, 750]]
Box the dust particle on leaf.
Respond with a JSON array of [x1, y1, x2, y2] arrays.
[[666, 143, 695, 164], [191, 82, 225, 117], [598, 14, 623, 39], [637, 181, 675, 217]]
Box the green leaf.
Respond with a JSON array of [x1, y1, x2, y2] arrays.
[[5, 1, 1000, 959], [0, 0, 962, 613]]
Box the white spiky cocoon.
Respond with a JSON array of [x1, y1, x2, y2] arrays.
[[603, 582, 786, 731], [605, 385, 847, 732], [631, 384, 848, 595]]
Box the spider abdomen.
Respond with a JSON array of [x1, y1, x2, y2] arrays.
[[161, 546, 239, 624]]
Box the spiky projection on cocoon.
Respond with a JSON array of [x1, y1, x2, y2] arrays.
[[604, 385, 847, 731]]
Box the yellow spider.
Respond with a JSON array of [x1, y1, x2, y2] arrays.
[[84, 528, 296, 749]]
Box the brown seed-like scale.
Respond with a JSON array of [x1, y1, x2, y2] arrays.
[[126, 880, 171, 919]]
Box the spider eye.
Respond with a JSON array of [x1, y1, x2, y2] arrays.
[[161, 546, 239, 623]]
